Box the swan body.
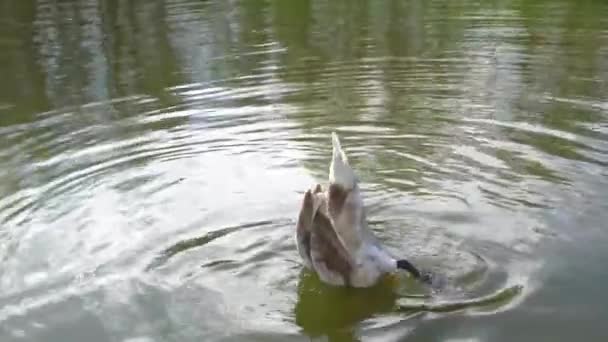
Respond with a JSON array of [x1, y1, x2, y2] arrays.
[[295, 132, 425, 287]]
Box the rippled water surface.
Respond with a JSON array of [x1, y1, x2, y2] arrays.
[[1, 0, 608, 341]]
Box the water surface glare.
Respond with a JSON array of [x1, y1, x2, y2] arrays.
[[1, 0, 608, 341]]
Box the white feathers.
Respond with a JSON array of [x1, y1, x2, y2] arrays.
[[329, 132, 357, 189]]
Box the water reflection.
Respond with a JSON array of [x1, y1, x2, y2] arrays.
[[1, 0, 607, 341], [294, 271, 399, 342]]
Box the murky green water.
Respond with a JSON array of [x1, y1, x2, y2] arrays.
[[1, 0, 607, 341]]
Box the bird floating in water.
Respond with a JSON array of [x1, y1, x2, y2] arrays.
[[295, 132, 431, 288]]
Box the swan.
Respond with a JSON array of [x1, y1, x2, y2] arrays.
[[295, 132, 430, 288]]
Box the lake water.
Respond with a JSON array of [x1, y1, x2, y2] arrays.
[[1, 0, 607, 341]]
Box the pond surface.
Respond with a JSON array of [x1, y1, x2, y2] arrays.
[[1, 0, 608, 341]]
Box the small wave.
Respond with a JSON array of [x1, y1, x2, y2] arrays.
[[397, 284, 523, 314]]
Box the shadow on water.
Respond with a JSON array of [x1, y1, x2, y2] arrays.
[[294, 271, 401, 342]]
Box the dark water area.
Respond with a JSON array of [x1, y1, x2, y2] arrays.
[[1, 0, 607, 341]]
